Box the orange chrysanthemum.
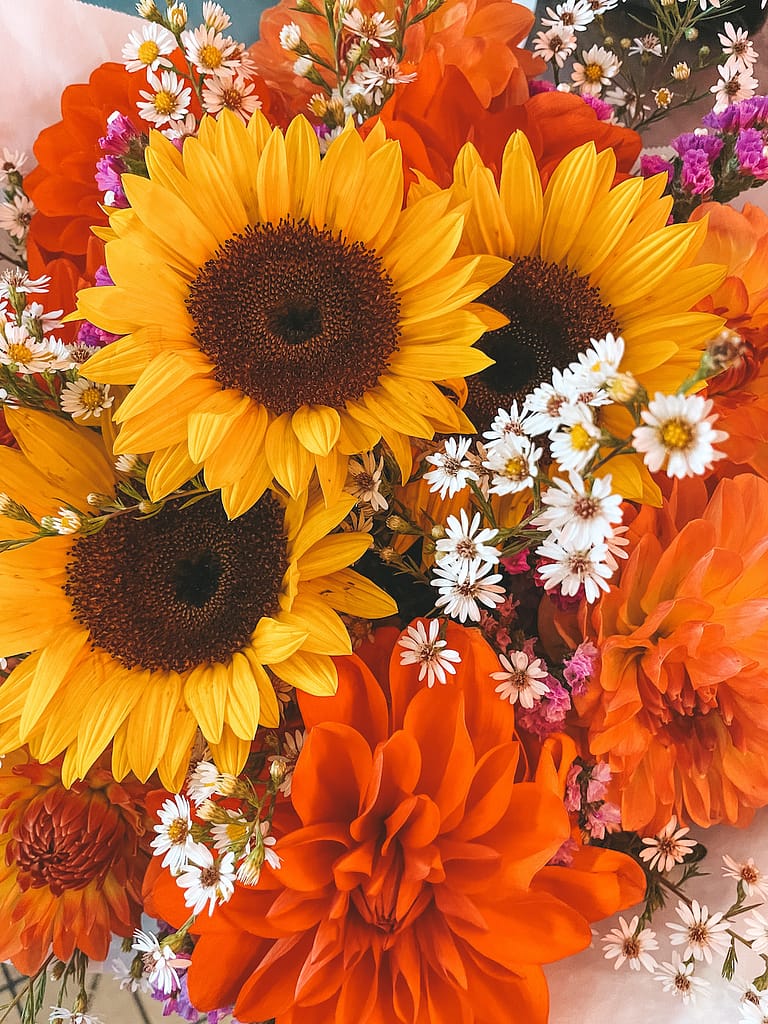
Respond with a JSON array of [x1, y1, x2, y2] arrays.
[[369, 57, 641, 191], [580, 474, 768, 833], [251, 0, 541, 117], [149, 621, 643, 1024], [690, 202, 768, 479], [0, 753, 148, 974]]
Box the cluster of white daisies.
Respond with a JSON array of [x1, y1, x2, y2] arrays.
[[424, 332, 727, 616]]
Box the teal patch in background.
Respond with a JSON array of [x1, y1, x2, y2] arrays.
[[77, 0, 271, 45]]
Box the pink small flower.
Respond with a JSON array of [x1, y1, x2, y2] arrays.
[[586, 801, 621, 839], [586, 761, 612, 803]]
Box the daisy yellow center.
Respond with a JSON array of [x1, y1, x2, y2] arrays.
[[138, 40, 160, 64], [504, 455, 529, 480], [660, 418, 693, 450], [80, 385, 105, 412], [584, 63, 604, 83], [167, 818, 189, 844], [199, 43, 224, 68], [65, 492, 287, 673], [467, 256, 619, 431], [154, 90, 177, 116], [8, 342, 33, 363], [656, 88, 672, 105], [569, 424, 595, 451], [186, 218, 401, 415]]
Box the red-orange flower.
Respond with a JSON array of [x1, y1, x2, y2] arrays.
[[690, 202, 768, 479], [580, 474, 768, 833], [0, 753, 149, 974], [149, 621, 643, 1024]]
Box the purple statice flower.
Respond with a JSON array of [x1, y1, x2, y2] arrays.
[[703, 95, 768, 133], [563, 640, 598, 697], [671, 131, 723, 160], [680, 148, 715, 196], [151, 972, 198, 1022], [581, 93, 614, 121], [585, 800, 621, 839], [95, 155, 129, 207], [564, 763, 583, 813], [639, 153, 674, 181], [99, 110, 140, 156], [76, 321, 119, 348], [548, 836, 578, 867], [516, 677, 571, 738], [736, 127, 768, 179], [94, 264, 115, 287], [585, 760, 612, 804], [529, 78, 556, 95]]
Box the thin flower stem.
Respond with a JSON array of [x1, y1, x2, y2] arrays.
[[0, 954, 55, 1023]]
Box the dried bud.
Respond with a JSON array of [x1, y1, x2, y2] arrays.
[[379, 546, 397, 564], [87, 492, 111, 508], [167, 2, 188, 30], [385, 514, 409, 532], [672, 62, 690, 81], [697, 43, 710, 57], [705, 328, 746, 374], [430, 524, 446, 540], [606, 371, 640, 404], [308, 93, 329, 117], [620, 38, 632, 50], [270, 758, 287, 785], [684, 26, 699, 42]]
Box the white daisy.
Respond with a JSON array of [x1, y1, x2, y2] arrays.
[[483, 435, 542, 496], [41, 507, 82, 536], [653, 952, 710, 1005], [42, 338, 78, 372], [570, 333, 625, 389], [182, 25, 241, 75], [523, 367, 583, 436], [202, 69, 262, 122], [719, 22, 758, 73], [60, 378, 114, 421], [628, 34, 662, 57], [667, 899, 731, 964], [0, 326, 55, 373], [48, 1008, 102, 1024], [571, 45, 621, 96], [111, 957, 151, 995], [122, 24, 176, 73], [210, 809, 251, 855], [0, 269, 49, 297], [632, 392, 727, 478], [740, 1000, 768, 1024], [131, 928, 185, 996], [279, 22, 303, 51], [202, 1, 231, 31], [0, 148, 26, 186], [22, 302, 64, 333], [601, 916, 659, 972], [186, 759, 220, 806], [536, 537, 613, 603], [397, 618, 462, 688], [533, 26, 578, 67], [638, 815, 697, 872], [722, 855, 768, 900], [177, 846, 236, 916], [342, 9, 397, 47], [0, 194, 35, 241], [492, 650, 550, 709], [431, 558, 506, 623], [541, 0, 595, 32], [137, 69, 193, 127], [483, 401, 530, 443], [150, 793, 201, 875], [434, 509, 500, 568], [347, 451, 388, 512], [424, 437, 479, 499], [259, 820, 281, 871], [744, 909, 768, 954], [353, 57, 416, 106], [272, 728, 305, 796], [550, 404, 602, 473], [532, 472, 623, 549], [711, 63, 759, 113]]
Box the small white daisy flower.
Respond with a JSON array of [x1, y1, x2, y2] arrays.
[[202, 70, 262, 122], [347, 451, 388, 512], [667, 899, 730, 964], [150, 793, 201, 875], [744, 909, 768, 954], [570, 333, 625, 389], [653, 951, 710, 1005], [536, 537, 613, 603], [397, 618, 462, 687], [571, 45, 621, 96], [424, 437, 479, 499], [524, 367, 582, 436], [532, 472, 623, 549], [111, 957, 151, 994], [722, 855, 768, 900], [138, 69, 193, 127], [638, 815, 697, 872], [483, 435, 542, 496], [601, 915, 658, 972], [0, 325, 54, 373], [353, 57, 416, 106], [0, 194, 36, 241], [719, 22, 758, 74], [492, 650, 550, 709], [533, 26, 578, 67], [41, 507, 82, 535], [431, 558, 506, 623], [60, 379, 114, 421], [632, 392, 727, 478], [181, 25, 241, 75], [177, 846, 236, 916], [279, 22, 303, 51], [186, 760, 220, 806], [132, 928, 185, 996], [22, 302, 64, 333], [435, 509, 500, 568], [711, 63, 759, 113], [342, 9, 397, 47], [210, 808, 251, 855], [550, 404, 603, 474], [541, 0, 595, 32], [628, 34, 662, 57], [0, 148, 27, 186], [49, 1008, 102, 1024], [122, 23, 176, 73], [483, 402, 532, 443], [0, 269, 50, 297], [202, 1, 231, 31]]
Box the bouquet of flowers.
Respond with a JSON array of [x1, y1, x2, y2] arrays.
[[1, 0, 768, 1021]]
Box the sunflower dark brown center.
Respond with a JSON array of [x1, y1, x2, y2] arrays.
[[65, 492, 287, 673], [464, 255, 620, 431], [186, 218, 401, 415]]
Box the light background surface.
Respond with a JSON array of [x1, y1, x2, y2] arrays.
[[1, 1, 768, 1021]]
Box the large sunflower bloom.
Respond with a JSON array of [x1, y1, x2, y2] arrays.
[[148, 620, 643, 1024], [74, 111, 509, 517], [580, 474, 768, 832], [0, 753, 148, 975], [444, 134, 725, 503], [0, 408, 395, 789]]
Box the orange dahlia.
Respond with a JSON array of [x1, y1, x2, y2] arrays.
[[149, 620, 643, 1023], [689, 202, 768, 479], [580, 474, 768, 833], [0, 753, 148, 974]]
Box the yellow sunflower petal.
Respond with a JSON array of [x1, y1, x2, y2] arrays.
[[82, 326, 188, 385], [297, 531, 372, 580], [184, 660, 229, 745], [315, 449, 349, 506], [125, 670, 183, 781], [188, 391, 251, 463], [145, 442, 203, 500], [202, 401, 270, 490], [73, 661, 148, 778], [291, 405, 341, 457], [156, 705, 200, 792], [122, 172, 218, 268], [499, 131, 543, 258], [285, 114, 321, 221], [225, 652, 262, 741], [270, 650, 338, 695], [242, 649, 281, 727], [278, 593, 352, 655], [18, 626, 90, 742], [180, 134, 249, 242], [265, 413, 315, 498], [256, 126, 291, 223], [209, 723, 252, 776], [304, 568, 397, 618], [310, 122, 366, 231], [249, 616, 309, 663], [292, 492, 355, 560], [541, 143, 601, 265]]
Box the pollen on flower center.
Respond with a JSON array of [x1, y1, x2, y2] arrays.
[[186, 218, 401, 415], [199, 43, 223, 68], [153, 90, 177, 115], [65, 491, 288, 673], [584, 63, 603, 83], [573, 496, 600, 519], [8, 343, 33, 363], [199, 865, 220, 887], [622, 937, 640, 958], [504, 455, 529, 480], [80, 385, 106, 412], [674, 974, 691, 993], [167, 818, 190, 844], [465, 256, 620, 430], [660, 418, 694, 450], [570, 424, 595, 451], [137, 40, 160, 64]]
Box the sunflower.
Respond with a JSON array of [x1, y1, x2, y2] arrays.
[[443, 133, 726, 503], [73, 110, 509, 518], [0, 408, 396, 790]]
